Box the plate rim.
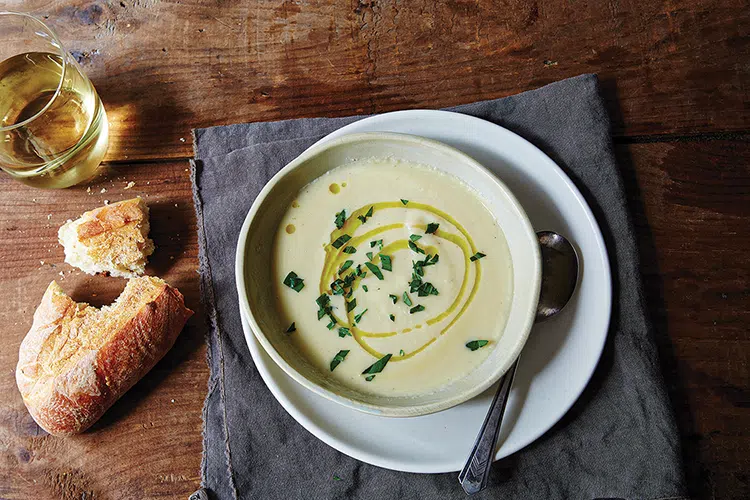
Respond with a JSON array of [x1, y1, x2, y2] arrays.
[[238, 109, 612, 473]]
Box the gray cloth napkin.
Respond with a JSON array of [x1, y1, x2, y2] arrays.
[[190, 74, 687, 500]]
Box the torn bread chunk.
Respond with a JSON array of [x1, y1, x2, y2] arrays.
[[16, 277, 193, 435], [58, 198, 155, 278]]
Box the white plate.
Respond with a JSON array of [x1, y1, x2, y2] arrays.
[[238, 110, 612, 473]]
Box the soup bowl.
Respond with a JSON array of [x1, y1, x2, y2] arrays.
[[235, 132, 541, 417]]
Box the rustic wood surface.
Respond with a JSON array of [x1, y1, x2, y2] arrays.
[[0, 1, 747, 499]]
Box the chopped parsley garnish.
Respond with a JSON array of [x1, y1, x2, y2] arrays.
[[470, 252, 486, 262], [422, 254, 439, 266], [342, 246, 357, 254], [379, 254, 392, 271], [346, 298, 357, 312], [412, 260, 424, 277], [389, 314, 395, 322], [333, 475, 342, 481], [400, 199, 409, 205], [317, 308, 327, 320], [331, 234, 351, 249], [466, 340, 489, 351], [330, 278, 345, 295], [399, 349, 405, 356], [410, 304, 425, 314], [355, 264, 366, 277], [357, 206, 374, 223], [408, 240, 425, 254], [417, 282, 439, 297], [364, 262, 384, 280], [338, 327, 351, 338], [365, 375, 375, 382], [339, 260, 354, 273], [362, 353, 392, 375], [366, 251, 374, 261], [389, 294, 398, 304], [283, 271, 305, 292], [330, 349, 349, 371], [316, 294, 330, 308], [409, 234, 422, 242], [370, 239, 383, 249], [362, 285, 369, 292], [334, 209, 346, 229], [354, 308, 368, 324], [426, 222, 439, 234], [326, 318, 337, 329], [285, 322, 296, 333], [402, 292, 413, 307], [342, 273, 356, 288]]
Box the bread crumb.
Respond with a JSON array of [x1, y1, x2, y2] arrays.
[[174, 203, 178, 208], [87, 187, 92, 194], [179, 137, 186, 142], [100, 188, 107, 193], [40, 260, 45, 265], [58, 271, 65, 280], [170, 399, 175, 403], [47, 214, 52, 220], [104, 200, 110, 205], [124, 181, 135, 190]]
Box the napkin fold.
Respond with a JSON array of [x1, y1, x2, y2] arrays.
[[191, 74, 687, 500]]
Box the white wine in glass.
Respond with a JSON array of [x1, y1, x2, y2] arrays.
[[0, 12, 108, 189]]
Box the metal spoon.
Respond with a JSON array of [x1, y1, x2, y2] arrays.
[[458, 231, 579, 495]]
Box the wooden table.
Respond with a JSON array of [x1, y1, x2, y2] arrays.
[[0, 1, 747, 498]]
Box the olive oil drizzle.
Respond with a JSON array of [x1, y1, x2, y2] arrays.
[[319, 201, 481, 361]]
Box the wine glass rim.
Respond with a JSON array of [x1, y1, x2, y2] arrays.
[[0, 11, 68, 132]]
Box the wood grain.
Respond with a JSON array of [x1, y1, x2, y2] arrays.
[[1, 0, 747, 161], [0, 162, 204, 499], [618, 140, 750, 499], [0, 1, 748, 499]]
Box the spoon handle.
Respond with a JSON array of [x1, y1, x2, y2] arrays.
[[458, 358, 519, 495]]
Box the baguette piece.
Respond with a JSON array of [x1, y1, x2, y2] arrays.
[[16, 277, 193, 436], [58, 198, 155, 278]]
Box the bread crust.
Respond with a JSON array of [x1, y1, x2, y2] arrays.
[[16, 279, 193, 436]]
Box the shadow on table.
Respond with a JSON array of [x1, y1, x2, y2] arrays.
[[598, 76, 708, 499]]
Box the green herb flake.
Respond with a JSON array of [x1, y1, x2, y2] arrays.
[[364, 261, 384, 280], [370, 239, 383, 249], [418, 282, 439, 297], [389, 294, 398, 304], [403, 292, 413, 307], [338, 260, 354, 273], [466, 340, 489, 351], [379, 254, 392, 271], [283, 271, 305, 292], [362, 353, 392, 375], [409, 234, 423, 242], [354, 308, 368, 324], [425, 222, 439, 234], [400, 199, 409, 205], [331, 234, 351, 249], [408, 240, 425, 255], [362, 285, 369, 292], [389, 314, 395, 322], [317, 308, 327, 320], [422, 253, 439, 267], [470, 252, 486, 262], [399, 349, 405, 356], [333, 475, 342, 481], [346, 298, 357, 312], [316, 294, 330, 308], [342, 246, 357, 254], [334, 209, 346, 229], [330, 279, 345, 295], [357, 206, 374, 224], [366, 251, 374, 261], [327, 318, 337, 330], [410, 304, 425, 314], [285, 322, 296, 333], [365, 375, 375, 382], [338, 327, 351, 338], [330, 349, 350, 371]]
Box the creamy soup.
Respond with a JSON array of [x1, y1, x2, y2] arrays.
[[273, 157, 513, 396]]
